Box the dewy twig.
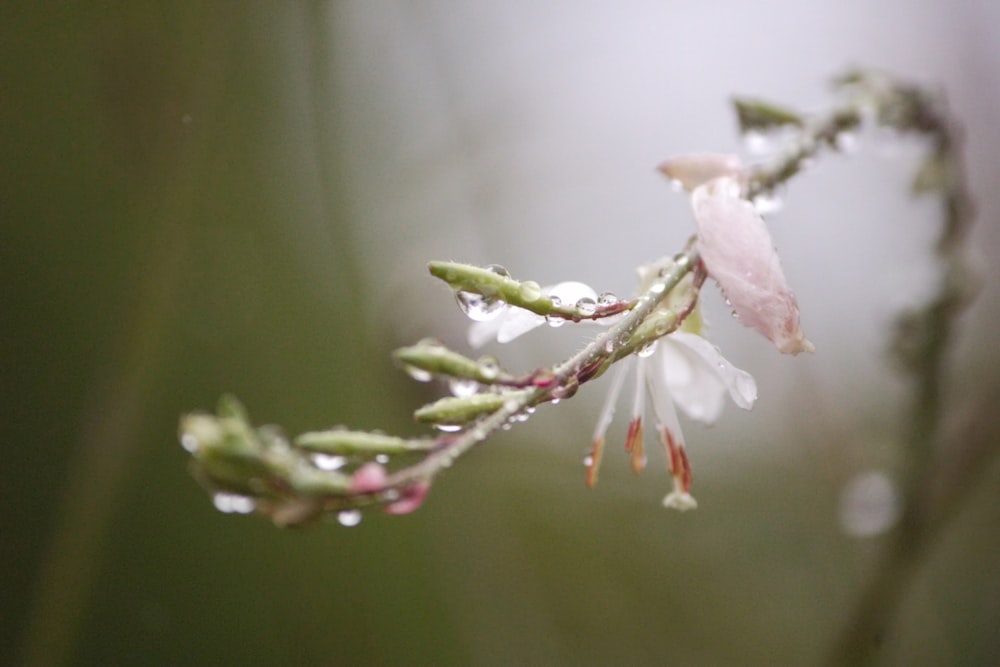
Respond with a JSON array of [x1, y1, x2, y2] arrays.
[[179, 68, 980, 563]]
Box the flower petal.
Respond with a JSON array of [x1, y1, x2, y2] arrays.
[[668, 332, 758, 411], [657, 337, 727, 424], [691, 177, 814, 355]]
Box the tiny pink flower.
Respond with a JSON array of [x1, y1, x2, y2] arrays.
[[691, 177, 814, 355]]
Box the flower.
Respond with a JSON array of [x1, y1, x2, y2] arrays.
[[659, 152, 813, 355], [691, 177, 814, 354], [586, 329, 757, 510], [467, 265, 757, 510]]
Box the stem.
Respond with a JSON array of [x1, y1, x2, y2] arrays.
[[383, 246, 701, 493]]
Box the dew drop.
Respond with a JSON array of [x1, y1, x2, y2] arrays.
[[575, 297, 597, 317], [477, 356, 500, 380], [751, 192, 784, 214], [519, 280, 543, 302], [434, 423, 463, 433], [638, 341, 658, 358], [649, 282, 666, 295], [583, 454, 594, 467], [604, 339, 614, 353], [404, 365, 433, 382], [212, 492, 256, 514], [337, 510, 363, 527], [597, 291, 619, 306], [743, 130, 772, 155], [449, 377, 480, 398], [455, 290, 506, 322], [311, 453, 348, 471], [486, 264, 511, 279], [546, 315, 566, 328], [668, 178, 684, 192], [375, 454, 390, 464], [835, 131, 859, 154], [180, 433, 199, 453]]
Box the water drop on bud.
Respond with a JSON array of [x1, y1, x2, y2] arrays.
[[575, 297, 597, 316], [455, 290, 506, 322], [597, 291, 618, 306]]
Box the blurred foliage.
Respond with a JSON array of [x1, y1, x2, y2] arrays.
[[2, 4, 998, 667]]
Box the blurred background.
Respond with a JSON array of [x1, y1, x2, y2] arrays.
[[3, 2, 999, 665]]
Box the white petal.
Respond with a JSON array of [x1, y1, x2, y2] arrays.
[[668, 332, 758, 411], [497, 309, 546, 343], [468, 318, 502, 348], [656, 337, 727, 423]]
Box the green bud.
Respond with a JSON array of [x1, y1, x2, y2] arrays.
[[294, 429, 434, 455], [428, 261, 560, 316], [413, 393, 511, 427], [394, 342, 496, 383], [732, 97, 804, 133]]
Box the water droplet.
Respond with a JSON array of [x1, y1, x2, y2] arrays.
[[519, 280, 542, 302], [668, 178, 684, 192], [477, 356, 500, 380], [337, 510, 362, 527], [375, 454, 390, 464], [212, 492, 256, 514], [575, 297, 597, 316], [583, 454, 594, 467], [180, 433, 199, 453], [434, 423, 462, 433], [638, 341, 658, 358], [743, 130, 772, 154], [597, 291, 619, 306], [649, 282, 666, 295], [455, 290, 506, 322], [311, 453, 348, 471], [604, 339, 614, 353], [550, 398, 561, 406], [449, 378, 480, 398], [486, 264, 511, 278], [752, 192, 784, 214], [835, 131, 859, 154], [546, 315, 566, 328], [404, 365, 433, 382]]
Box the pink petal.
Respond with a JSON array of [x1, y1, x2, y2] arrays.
[[692, 178, 814, 355]]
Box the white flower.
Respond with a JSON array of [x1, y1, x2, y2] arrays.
[[587, 330, 756, 510], [467, 268, 757, 510]]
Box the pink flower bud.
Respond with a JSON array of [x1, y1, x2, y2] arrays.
[[691, 177, 814, 355], [350, 462, 388, 493], [384, 481, 431, 515], [657, 153, 745, 191]]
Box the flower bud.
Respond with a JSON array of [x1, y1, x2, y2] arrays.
[[691, 177, 814, 355]]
